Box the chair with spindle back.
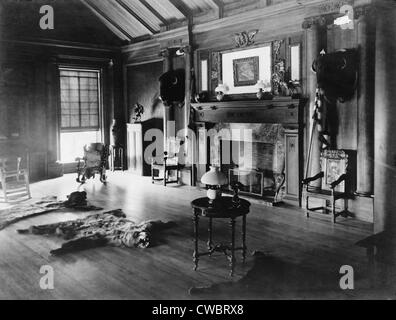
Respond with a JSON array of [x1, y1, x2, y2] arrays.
[[151, 137, 180, 186], [302, 149, 355, 223], [0, 153, 31, 203]]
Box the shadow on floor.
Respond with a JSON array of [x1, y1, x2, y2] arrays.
[[189, 251, 396, 299]]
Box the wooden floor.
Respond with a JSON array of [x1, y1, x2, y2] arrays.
[[0, 172, 380, 300]]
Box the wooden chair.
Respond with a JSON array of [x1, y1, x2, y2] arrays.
[[0, 154, 31, 203], [151, 137, 180, 186], [302, 150, 354, 223]]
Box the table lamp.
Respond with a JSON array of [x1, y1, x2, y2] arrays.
[[201, 166, 228, 204]]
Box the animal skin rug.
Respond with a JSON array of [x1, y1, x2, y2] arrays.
[[0, 192, 102, 231], [17, 209, 175, 255], [188, 251, 394, 299]]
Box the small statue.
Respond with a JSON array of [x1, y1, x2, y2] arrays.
[[231, 182, 244, 207], [194, 91, 209, 103], [132, 103, 144, 123]]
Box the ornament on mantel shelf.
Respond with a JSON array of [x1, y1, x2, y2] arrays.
[[215, 83, 229, 101]]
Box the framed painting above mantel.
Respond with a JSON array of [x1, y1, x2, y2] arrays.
[[222, 45, 271, 95], [196, 34, 303, 102]]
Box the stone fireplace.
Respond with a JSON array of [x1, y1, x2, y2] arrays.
[[192, 98, 303, 205]]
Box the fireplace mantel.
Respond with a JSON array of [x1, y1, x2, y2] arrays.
[[192, 97, 304, 205], [191, 98, 303, 125]]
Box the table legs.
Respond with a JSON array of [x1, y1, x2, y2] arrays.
[[192, 212, 247, 276], [242, 214, 247, 263], [229, 218, 236, 277], [207, 218, 213, 253], [193, 210, 199, 271]]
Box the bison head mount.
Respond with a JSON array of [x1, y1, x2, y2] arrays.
[[159, 69, 185, 107], [312, 49, 357, 103]]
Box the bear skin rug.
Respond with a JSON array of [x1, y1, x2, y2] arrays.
[[0, 192, 102, 231], [17, 209, 175, 256]]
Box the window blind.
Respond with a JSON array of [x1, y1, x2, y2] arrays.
[[59, 69, 100, 130]]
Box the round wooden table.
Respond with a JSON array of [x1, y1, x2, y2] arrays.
[[191, 196, 250, 276]]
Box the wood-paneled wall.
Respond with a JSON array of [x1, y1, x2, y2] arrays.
[[0, 41, 122, 181], [121, 0, 376, 221]]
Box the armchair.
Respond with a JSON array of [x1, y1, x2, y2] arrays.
[[302, 150, 354, 223]]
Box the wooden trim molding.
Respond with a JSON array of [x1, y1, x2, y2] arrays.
[[1, 39, 119, 53], [191, 99, 301, 125]]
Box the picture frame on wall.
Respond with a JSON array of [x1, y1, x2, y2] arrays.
[[221, 45, 271, 95], [232, 56, 259, 87]]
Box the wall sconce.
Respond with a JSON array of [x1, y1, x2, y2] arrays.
[[333, 5, 354, 30], [176, 47, 186, 56], [215, 83, 229, 101]]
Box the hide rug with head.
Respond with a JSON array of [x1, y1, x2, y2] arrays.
[[17, 209, 175, 256]]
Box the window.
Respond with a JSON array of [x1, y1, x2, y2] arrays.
[[60, 69, 100, 130], [59, 68, 102, 163]]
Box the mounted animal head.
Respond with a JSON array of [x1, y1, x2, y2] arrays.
[[312, 49, 357, 102], [159, 69, 185, 106]]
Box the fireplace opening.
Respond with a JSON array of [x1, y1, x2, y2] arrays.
[[209, 123, 286, 205]]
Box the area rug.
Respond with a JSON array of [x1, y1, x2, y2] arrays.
[[0, 192, 102, 231], [17, 209, 176, 255], [189, 251, 375, 299]]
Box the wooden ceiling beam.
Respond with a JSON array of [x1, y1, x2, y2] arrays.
[[211, 0, 224, 18], [169, 0, 193, 20], [114, 0, 157, 34], [81, 0, 133, 41], [138, 0, 169, 27]]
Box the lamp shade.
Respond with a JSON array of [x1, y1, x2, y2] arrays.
[[201, 166, 228, 186], [215, 83, 229, 93]]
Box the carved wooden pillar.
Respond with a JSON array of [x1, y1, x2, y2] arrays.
[[356, 7, 375, 197], [374, 2, 396, 234], [303, 17, 326, 185], [160, 48, 175, 151]]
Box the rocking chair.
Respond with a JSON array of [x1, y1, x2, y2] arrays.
[[76, 143, 108, 184], [0, 154, 31, 203], [302, 150, 355, 223]]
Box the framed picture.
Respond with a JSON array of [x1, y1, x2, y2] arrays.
[[221, 45, 271, 95], [232, 56, 259, 87]]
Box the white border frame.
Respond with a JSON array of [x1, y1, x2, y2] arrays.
[[221, 45, 272, 95]]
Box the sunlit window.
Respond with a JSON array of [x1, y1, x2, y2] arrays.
[[59, 68, 102, 163]]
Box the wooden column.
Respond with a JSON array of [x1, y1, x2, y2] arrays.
[[374, 2, 396, 234], [183, 45, 192, 165], [356, 7, 375, 197], [161, 48, 174, 151], [303, 17, 326, 185], [46, 61, 59, 164]]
